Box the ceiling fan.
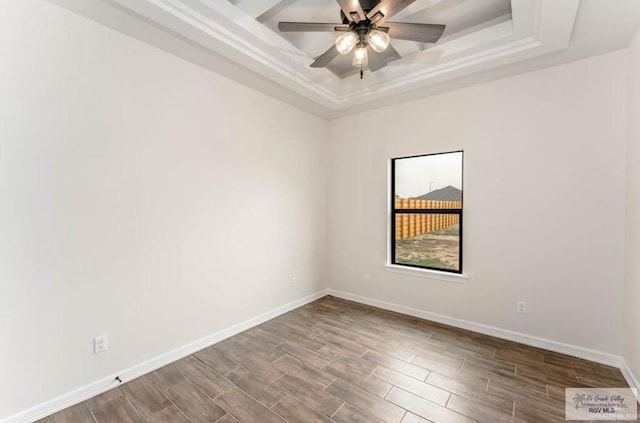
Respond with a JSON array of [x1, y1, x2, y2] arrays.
[[278, 0, 446, 79]]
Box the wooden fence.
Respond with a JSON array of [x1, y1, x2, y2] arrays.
[[394, 198, 461, 240]]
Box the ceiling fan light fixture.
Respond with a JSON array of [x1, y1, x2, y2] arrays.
[[352, 46, 368, 67], [335, 31, 358, 55], [368, 29, 390, 53], [278, 0, 447, 76]]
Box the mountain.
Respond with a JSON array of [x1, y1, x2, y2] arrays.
[[415, 185, 462, 201]]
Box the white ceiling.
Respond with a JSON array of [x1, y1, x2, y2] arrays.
[[250, 0, 513, 79], [47, 0, 640, 118]]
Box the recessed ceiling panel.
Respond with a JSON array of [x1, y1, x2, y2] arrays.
[[254, 0, 513, 79], [57, 0, 585, 115]]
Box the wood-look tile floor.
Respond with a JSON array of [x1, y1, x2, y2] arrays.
[[40, 296, 637, 423]]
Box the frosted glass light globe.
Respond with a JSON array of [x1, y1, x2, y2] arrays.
[[352, 46, 369, 67], [335, 31, 357, 55], [368, 29, 390, 53]]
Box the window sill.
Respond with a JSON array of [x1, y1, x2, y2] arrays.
[[384, 264, 469, 284]]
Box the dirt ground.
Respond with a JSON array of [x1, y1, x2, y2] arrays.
[[395, 225, 460, 270]]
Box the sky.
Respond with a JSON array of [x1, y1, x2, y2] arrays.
[[395, 152, 463, 198]]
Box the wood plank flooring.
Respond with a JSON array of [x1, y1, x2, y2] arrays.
[[39, 296, 636, 423]]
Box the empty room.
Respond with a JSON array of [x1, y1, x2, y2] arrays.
[[2, 0, 640, 422]]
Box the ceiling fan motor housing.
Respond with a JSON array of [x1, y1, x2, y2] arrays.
[[340, 0, 379, 23], [354, 21, 373, 45]]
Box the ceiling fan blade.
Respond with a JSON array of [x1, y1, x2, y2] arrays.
[[394, 48, 444, 67], [382, 22, 446, 43], [311, 45, 340, 68], [278, 22, 349, 32], [367, 0, 417, 24], [336, 0, 366, 22], [368, 49, 388, 72], [368, 44, 401, 72], [383, 44, 402, 63]]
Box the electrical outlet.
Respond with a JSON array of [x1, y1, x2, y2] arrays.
[[363, 274, 371, 283], [517, 301, 527, 314], [291, 276, 297, 287], [94, 335, 108, 354]]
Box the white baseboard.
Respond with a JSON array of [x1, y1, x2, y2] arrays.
[[621, 359, 640, 403], [327, 289, 624, 368], [4, 287, 635, 422], [0, 289, 330, 423]]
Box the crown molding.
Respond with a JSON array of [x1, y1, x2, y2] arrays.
[[87, 0, 580, 111], [47, 0, 581, 117]]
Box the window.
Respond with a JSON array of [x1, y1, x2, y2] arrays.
[[391, 151, 463, 274]]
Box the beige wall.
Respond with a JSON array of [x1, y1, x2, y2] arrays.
[[0, 1, 328, 418], [1, 0, 638, 419], [328, 50, 628, 356], [624, 28, 640, 389]]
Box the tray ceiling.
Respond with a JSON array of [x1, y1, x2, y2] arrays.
[[48, 0, 623, 117], [247, 0, 513, 80]]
